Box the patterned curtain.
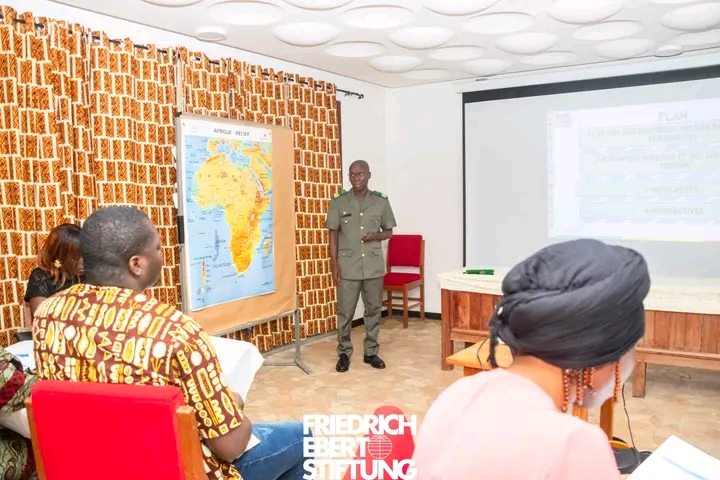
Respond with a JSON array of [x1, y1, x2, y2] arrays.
[[0, 8, 80, 346], [87, 34, 177, 306], [0, 6, 342, 352], [285, 74, 341, 342]]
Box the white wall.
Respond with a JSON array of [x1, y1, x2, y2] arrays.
[[385, 49, 720, 314], [11, 0, 386, 321], [385, 82, 464, 315]]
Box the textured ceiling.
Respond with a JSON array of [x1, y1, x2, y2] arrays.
[[50, 0, 720, 88]]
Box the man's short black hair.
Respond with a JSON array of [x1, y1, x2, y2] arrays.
[[80, 206, 155, 284], [349, 159, 369, 171]]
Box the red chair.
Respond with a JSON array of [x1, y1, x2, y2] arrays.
[[342, 405, 416, 480], [26, 381, 206, 480], [383, 235, 425, 328]]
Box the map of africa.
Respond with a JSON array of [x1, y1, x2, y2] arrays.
[[180, 123, 274, 311]]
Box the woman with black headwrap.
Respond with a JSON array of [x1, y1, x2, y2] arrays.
[[412, 239, 650, 479]]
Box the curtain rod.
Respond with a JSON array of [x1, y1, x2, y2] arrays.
[[2, 16, 365, 100]]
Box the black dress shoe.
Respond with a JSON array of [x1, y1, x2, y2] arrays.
[[336, 353, 350, 372], [363, 355, 386, 369]]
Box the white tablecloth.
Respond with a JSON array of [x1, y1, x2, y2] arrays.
[[0, 337, 263, 443], [438, 267, 720, 315]]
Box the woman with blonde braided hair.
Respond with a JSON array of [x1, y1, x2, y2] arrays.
[[413, 239, 650, 480]]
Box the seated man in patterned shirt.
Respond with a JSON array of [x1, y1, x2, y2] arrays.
[[33, 206, 308, 480]]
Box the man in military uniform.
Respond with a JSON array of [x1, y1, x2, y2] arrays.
[[325, 160, 397, 372]]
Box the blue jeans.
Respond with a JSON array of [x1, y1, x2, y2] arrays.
[[232, 421, 312, 480]]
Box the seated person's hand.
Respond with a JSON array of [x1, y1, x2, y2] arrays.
[[233, 391, 245, 411]]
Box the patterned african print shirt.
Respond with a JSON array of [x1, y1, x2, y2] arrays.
[[32, 284, 244, 480]]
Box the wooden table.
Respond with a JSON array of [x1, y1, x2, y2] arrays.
[[439, 268, 720, 398], [446, 341, 615, 440]]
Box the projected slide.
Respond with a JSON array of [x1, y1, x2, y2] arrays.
[[548, 98, 720, 242]]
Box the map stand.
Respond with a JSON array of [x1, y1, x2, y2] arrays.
[[264, 306, 313, 375]]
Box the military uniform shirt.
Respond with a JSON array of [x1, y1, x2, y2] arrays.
[[325, 190, 397, 280]]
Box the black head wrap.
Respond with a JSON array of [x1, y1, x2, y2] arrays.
[[488, 239, 650, 370]]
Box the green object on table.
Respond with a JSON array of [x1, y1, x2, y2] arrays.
[[464, 269, 495, 275]]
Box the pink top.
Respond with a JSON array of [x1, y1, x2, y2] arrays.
[[412, 369, 619, 480]]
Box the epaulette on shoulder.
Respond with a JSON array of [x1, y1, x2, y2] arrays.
[[373, 190, 387, 199], [333, 189, 346, 199]]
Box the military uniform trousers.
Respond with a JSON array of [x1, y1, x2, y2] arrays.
[[336, 276, 384, 358]]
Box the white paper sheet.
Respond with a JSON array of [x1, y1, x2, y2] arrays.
[[1, 338, 264, 453], [4, 342, 34, 371], [629, 435, 720, 480], [208, 336, 263, 453]]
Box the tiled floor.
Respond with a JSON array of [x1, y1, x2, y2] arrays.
[[245, 318, 720, 468]]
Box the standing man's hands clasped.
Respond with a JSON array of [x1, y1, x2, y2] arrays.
[[361, 232, 377, 243]]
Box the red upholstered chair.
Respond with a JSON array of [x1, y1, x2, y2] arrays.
[[383, 234, 425, 328], [26, 381, 206, 480], [342, 405, 416, 480]]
